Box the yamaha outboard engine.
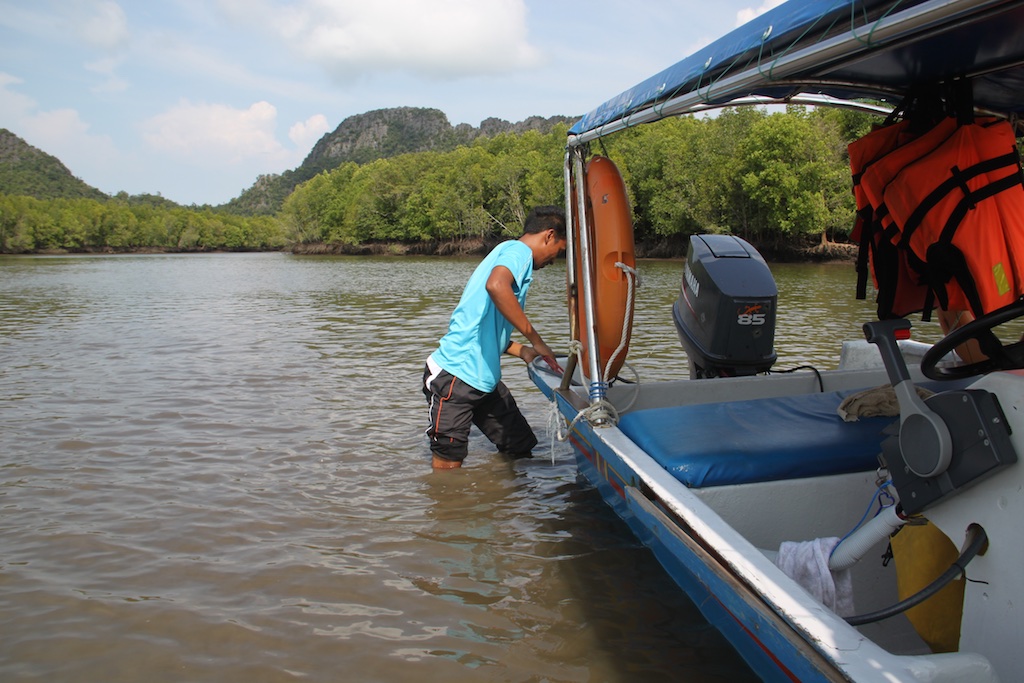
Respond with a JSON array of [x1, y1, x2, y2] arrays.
[[673, 234, 777, 378]]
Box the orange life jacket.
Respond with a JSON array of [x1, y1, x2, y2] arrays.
[[882, 119, 1024, 316], [850, 119, 910, 216], [848, 118, 932, 319], [860, 117, 962, 241]]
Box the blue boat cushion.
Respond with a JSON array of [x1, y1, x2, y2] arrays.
[[617, 390, 894, 488]]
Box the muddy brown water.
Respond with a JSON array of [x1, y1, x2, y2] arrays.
[[2, 252, 945, 682]]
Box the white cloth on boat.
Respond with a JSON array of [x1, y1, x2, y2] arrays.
[[775, 537, 854, 617], [837, 384, 933, 422]]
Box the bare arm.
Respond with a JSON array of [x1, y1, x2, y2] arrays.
[[506, 341, 539, 363]]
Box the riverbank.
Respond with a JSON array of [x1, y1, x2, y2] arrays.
[[290, 234, 858, 262], [9, 246, 285, 256], [9, 234, 858, 262]]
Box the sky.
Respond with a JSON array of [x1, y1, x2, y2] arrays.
[[0, 0, 782, 207]]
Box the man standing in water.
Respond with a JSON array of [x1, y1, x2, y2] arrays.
[[423, 205, 567, 470]]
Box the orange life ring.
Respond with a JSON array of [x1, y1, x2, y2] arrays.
[[576, 155, 636, 380]]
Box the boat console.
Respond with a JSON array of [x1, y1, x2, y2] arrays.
[[866, 318, 1018, 514]]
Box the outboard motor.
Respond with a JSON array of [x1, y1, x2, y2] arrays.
[[673, 234, 777, 378]]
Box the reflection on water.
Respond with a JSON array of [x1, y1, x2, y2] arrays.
[[0, 253, 764, 682]]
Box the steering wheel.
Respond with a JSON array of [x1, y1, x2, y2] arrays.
[[922, 297, 1024, 380]]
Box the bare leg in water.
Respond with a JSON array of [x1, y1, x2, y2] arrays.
[[432, 455, 462, 469]]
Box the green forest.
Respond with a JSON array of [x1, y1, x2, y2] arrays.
[[0, 106, 875, 255]]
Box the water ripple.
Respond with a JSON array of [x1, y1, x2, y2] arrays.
[[0, 253, 763, 682]]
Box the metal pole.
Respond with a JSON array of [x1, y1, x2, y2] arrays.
[[571, 149, 607, 404], [568, 0, 1000, 147], [559, 149, 579, 391]]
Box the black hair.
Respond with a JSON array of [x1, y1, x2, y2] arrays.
[[523, 205, 566, 238]]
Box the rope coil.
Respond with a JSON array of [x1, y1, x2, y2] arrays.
[[547, 262, 642, 461], [601, 262, 640, 383]]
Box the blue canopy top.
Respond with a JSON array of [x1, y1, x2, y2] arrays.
[[570, 0, 1024, 142]]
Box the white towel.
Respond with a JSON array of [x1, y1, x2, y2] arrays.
[[775, 537, 854, 617]]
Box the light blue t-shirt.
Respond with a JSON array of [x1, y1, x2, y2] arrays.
[[430, 240, 534, 393]]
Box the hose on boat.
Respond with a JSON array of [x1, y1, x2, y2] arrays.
[[768, 364, 824, 392], [844, 524, 988, 626], [828, 480, 900, 571], [829, 502, 906, 572]]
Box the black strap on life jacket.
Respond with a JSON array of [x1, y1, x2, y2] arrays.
[[870, 230, 901, 319], [858, 215, 933, 320], [898, 159, 1024, 318], [897, 148, 1022, 246], [952, 78, 975, 127], [921, 242, 975, 314], [854, 210, 872, 301]]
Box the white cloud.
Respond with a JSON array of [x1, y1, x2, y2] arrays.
[[140, 99, 297, 166], [22, 107, 103, 147], [736, 0, 785, 26], [79, 0, 131, 51], [289, 114, 330, 149], [138, 101, 332, 202], [0, 74, 120, 177], [217, 0, 543, 80], [85, 56, 130, 93], [0, 72, 35, 121]]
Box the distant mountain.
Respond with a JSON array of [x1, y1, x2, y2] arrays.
[[1, 108, 577, 214], [0, 129, 109, 201], [222, 107, 576, 215]]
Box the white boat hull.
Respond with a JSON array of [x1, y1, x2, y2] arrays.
[[530, 359, 1018, 681]]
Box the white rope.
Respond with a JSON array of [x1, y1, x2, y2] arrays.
[[572, 399, 620, 430], [593, 263, 640, 426], [601, 262, 639, 385], [546, 265, 640, 461], [547, 393, 620, 443], [545, 338, 585, 464], [546, 396, 563, 464]]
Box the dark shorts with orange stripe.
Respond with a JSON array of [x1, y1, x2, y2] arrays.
[[422, 363, 537, 463]]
